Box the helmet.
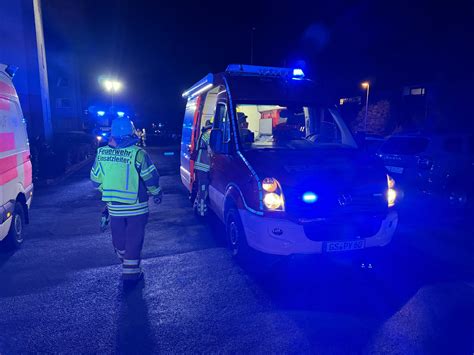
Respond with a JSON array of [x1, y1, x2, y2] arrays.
[[111, 118, 135, 138], [237, 112, 248, 124]]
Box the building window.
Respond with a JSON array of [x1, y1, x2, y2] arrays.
[[410, 87, 425, 96], [339, 96, 362, 105], [57, 77, 69, 87], [56, 98, 72, 109]]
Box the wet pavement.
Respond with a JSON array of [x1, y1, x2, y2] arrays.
[[0, 146, 473, 353]]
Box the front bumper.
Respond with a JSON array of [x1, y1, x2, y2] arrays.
[[239, 209, 398, 256]]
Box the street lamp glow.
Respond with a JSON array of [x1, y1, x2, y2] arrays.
[[102, 79, 123, 93], [112, 81, 123, 92], [361, 81, 370, 132]]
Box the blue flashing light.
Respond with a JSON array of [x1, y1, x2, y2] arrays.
[[302, 192, 318, 204], [293, 68, 305, 77], [101, 133, 107, 137], [97, 111, 105, 117], [226, 64, 291, 77], [117, 111, 125, 117]]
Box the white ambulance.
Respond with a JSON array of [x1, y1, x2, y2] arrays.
[[0, 64, 33, 248]]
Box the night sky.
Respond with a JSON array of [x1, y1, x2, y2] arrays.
[[43, 0, 474, 131]]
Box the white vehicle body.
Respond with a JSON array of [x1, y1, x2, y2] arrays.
[[0, 64, 33, 242]]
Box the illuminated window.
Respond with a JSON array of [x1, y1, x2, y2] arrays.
[[410, 87, 425, 96]]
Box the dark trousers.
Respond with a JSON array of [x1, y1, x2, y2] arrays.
[[111, 213, 148, 279], [195, 170, 209, 198]]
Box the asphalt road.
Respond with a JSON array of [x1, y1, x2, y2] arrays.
[[0, 146, 473, 354]]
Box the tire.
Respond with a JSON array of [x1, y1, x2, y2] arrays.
[[225, 207, 251, 262], [225, 207, 280, 276], [4, 202, 25, 250]]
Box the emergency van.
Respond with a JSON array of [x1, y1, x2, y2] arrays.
[[0, 64, 33, 248], [181, 65, 398, 260]]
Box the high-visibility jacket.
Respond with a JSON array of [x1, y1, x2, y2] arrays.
[[91, 144, 161, 217], [195, 129, 211, 172]]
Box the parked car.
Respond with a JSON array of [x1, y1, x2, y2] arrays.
[[377, 133, 474, 206], [180, 64, 399, 265], [0, 64, 33, 248]]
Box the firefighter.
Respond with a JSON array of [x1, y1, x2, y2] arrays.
[[194, 120, 212, 216], [90, 117, 162, 288]]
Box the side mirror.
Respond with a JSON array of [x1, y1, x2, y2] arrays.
[[209, 129, 224, 154]]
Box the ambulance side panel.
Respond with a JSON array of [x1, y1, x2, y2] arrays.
[[0, 75, 33, 241]]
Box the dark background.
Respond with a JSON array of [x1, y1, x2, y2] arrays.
[[43, 0, 474, 132]]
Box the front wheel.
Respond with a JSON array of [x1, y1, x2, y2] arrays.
[[4, 202, 25, 249], [225, 207, 280, 276]]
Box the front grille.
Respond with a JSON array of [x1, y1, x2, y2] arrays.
[[303, 214, 383, 241], [285, 186, 388, 221]]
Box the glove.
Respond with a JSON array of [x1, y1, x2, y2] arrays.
[[153, 190, 163, 205], [100, 208, 110, 232]]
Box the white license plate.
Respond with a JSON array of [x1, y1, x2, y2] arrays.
[[386, 165, 404, 174], [326, 240, 365, 252]]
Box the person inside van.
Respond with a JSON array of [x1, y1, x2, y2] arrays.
[[237, 112, 254, 143], [273, 106, 305, 142], [194, 120, 213, 216]]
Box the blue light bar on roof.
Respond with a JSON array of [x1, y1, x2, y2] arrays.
[[226, 64, 305, 79], [182, 73, 214, 98], [226, 64, 292, 77], [293, 68, 305, 77]]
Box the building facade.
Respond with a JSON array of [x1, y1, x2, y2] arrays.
[[0, 0, 52, 140]]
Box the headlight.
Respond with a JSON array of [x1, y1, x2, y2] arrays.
[[262, 178, 285, 211], [386, 175, 397, 207], [96, 136, 102, 141], [263, 193, 283, 209]]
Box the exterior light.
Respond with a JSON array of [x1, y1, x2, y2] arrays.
[[117, 111, 125, 117], [262, 178, 278, 192], [387, 175, 397, 207], [262, 177, 285, 211], [302, 192, 318, 204], [361, 81, 369, 89], [293, 68, 305, 77], [263, 193, 283, 210], [97, 111, 105, 117], [102, 78, 123, 93], [112, 81, 122, 92]]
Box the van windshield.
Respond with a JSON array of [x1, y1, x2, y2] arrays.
[[235, 103, 355, 150]]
